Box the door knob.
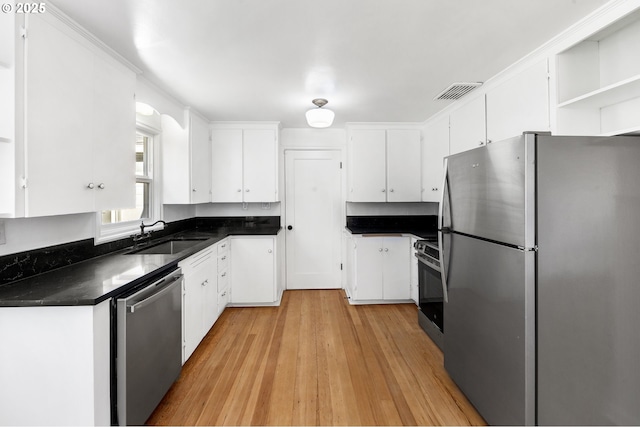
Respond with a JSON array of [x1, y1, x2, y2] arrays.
[[287, 225, 293, 230]]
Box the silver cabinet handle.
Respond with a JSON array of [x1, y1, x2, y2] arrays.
[[87, 183, 95, 189], [245, 189, 250, 192], [192, 188, 197, 192], [378, 248, 383, 252], [221, 256, 226, 260], [98, 183, 105, 189], [221, 272, 226, 277], [221, 243, 226, 248], [389, 189, 394, 192], [384, 248, 389, 252], [382, 189, 386, 192], [268, 249, 272, 253], [237, 189, 242, 192]]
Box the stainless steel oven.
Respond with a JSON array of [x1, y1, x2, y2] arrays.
[[414, 240, 444, 350]]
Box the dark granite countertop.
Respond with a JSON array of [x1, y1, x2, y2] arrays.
[[345, 215, 438, 240], [0, 225, 281, 307]]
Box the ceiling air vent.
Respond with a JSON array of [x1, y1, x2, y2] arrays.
[[434, 82, 482, 100]]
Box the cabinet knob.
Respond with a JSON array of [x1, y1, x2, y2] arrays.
[[382, 189, 386, 193], [432, 187, 438, 191], [87, 183, 95, 189], [221, 256, 226, 260], [479, 141, 485, 146], [246, 189, 250, 192], [287, 225, 293, 230], [389, 189, 394, 192], [237, 189, 242, 192], [384, 248, 389, 252], [221, 272, 226, 277], [98, 183, 105, 189], [192, 188, 197, 192], [268, 249, 272, 253], [379, 248, 383, 252]]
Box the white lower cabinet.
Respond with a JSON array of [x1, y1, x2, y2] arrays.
[[179, 244, 217, 364], [230, 236, 278, 305], [347, 235, 412, 303], [216, 238, 230, 316], [0, 301, 111, 426]]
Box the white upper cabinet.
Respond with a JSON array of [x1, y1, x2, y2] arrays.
[[243, 129, 277, 203], [386, 129, 422, 202], [554, 11, 640, 136], [163, 109, 212, 204], [422, 115, 449, 202], [347, 127, 421, 202], [211, 128, 243, 202], [211, 123, 279, 203], [486, 59, 549, 142], [449, 95, 486, 155], [22, 13, 136, 217], [347, 129, 386, 202]]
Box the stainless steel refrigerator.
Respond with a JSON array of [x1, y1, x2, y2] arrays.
[[439, 132, 640, 426]]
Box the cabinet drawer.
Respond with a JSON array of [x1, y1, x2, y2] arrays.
[[217, 240, 229, 254], [217, 269, 229, 293], [218, 288, 230, 314], [218, 252, 229, 272]]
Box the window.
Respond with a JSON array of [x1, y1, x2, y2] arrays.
[[97, 126, 160, 243], [101, 131, 153, 225]]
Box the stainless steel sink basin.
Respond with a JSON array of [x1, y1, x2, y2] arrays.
[[128, 239, 207, 255]]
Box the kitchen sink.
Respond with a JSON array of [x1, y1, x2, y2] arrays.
[[127, 239, 208, 255]]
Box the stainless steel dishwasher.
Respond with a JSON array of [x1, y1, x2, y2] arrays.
[[116, 268, 183, 426]]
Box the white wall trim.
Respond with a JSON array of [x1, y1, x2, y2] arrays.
[[46, 1, 142, 74]]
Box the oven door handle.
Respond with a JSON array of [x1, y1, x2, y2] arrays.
[[438, 157, 450, 303]]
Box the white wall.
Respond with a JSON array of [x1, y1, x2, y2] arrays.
[[196, 202, 281, 217], [346, 202, 438, 216], [0, 213, 94, 256]]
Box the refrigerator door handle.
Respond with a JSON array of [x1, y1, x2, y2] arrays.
[[439, 158, 450, 303]]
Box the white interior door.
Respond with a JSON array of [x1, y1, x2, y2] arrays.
[[285, 150, 342, 289]]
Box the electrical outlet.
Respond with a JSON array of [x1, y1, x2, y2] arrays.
[[261, 202, 271, 210], [242, 202, 248, 210], [0, 220, 5, 245]]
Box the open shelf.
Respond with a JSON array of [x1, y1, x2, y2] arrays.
[[557, 74, 640, 109]]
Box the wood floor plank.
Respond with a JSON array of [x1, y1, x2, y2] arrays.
[[147, 289, 486, 426]]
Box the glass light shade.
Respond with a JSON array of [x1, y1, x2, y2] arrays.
[[305, 107, 335, 128]]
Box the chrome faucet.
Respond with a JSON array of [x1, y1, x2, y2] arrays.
[[140, 220, 167, 235], [133, 220, 167, 248]]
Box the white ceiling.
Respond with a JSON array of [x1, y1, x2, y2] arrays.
[[51, 0, 610, 128]]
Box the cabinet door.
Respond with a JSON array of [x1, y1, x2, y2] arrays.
[[382, 237, 411, 300], [202, 270, 218, 333], [422, 115, 450, 202], [348, 129, 386, 202], [211, 129, 243, 202], [243, 129, 277, 202], [25, 14, 94, 216], [354, 237, 383, 300], [183, 266, 205, 362], [230, 237, 275, 303], [410, 237, 419, 304], [449, 95, 486, 155], [486, 59, 549, 143], [92, 54, 136, 211], [386, 129, 421, 202], [190, 113, 212, 204]]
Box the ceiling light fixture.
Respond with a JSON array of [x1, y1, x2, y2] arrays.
[[305, 98, 335, 128]]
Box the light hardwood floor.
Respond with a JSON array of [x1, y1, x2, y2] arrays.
[[147, 289, 486, 426]]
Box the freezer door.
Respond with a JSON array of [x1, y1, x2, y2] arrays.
[[445, 133, 535, 248], [443, 232, 535, 426], [537, 135, 640, 425]]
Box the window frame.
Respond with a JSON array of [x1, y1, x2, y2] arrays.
[[95, 122, 163, 244]]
